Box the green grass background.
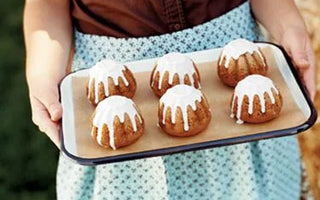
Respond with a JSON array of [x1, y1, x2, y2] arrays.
[[0, 1, 58, 199]]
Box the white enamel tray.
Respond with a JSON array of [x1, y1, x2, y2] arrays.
[[60, 43, 317, 165]]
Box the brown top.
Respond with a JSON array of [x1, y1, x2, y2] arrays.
[[71, 0, 246, 38]]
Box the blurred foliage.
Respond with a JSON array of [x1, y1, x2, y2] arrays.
[[0, 1, 58, 199]]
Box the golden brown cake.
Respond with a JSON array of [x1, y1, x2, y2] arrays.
[[150, 52, 201, 97], [90, 96, 144, 150], [230, 75, 282, 124], [218, 39, 268, 87], [158, 85, 211, 137], [86, 59, 136, 105]]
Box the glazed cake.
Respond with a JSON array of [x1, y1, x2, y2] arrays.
[[150, 52, 201, 97], [87, 59, 136, 105], [158, 85, 211, 136], [90, 96, 144, 149], [218, 39, 268, 87], [230, 75, 282, 124]]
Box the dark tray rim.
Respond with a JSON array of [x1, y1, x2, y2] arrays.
[[59, 42, 318, 166]]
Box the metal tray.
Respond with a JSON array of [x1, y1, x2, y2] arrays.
[[60, 43, 317, 165]]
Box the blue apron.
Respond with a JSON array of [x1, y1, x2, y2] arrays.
[[57, 2, 301, 200]]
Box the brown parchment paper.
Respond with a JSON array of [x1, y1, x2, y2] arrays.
[[70, 47, 307, 158]]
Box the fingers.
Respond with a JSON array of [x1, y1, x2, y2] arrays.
[[304, 69, 316, 101], [292, 52, 309, 71], [281, 29, 310, 72], [288, 38, 310, 71], [37, 86, 63, 121], [304, 46, 317, 101], [39, 116, 61, 148], [298, 43, 317, 101], [281, 30, 316, 101], [31, 96, 61, 148]]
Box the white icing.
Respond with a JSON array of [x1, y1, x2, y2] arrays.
[[151, 52, 200, 89], [92, 96, 142, 150], [219, 39, 265, 68], [230, 75, 279, 124], [159, 85, 203, 131], [88, 59, 129, 104]]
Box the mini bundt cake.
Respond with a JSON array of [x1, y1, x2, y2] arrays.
[[86, 59, 136, 105], [90, 96, 144, 150], [230, 75, 282, 124], [150, 52, 201, 97], [218, 39, 268, 87], [158, 85, 211, 137]]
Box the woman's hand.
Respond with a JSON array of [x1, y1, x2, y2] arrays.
[[24, 0, 72, 148], [280, 27, 317, 100], [251, 0, 317, 100], [28, 76, 63, 148]]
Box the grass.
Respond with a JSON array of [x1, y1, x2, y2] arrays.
[[0, 1, 58, 199]]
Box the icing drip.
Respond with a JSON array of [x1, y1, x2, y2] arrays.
[[160, 85, 203, 131], [151, 52, 199, 89], [219, 39, 265, 68], [88, 59, 129, 104], [92, 96, 142, 150], [230, 75, 279, 124]]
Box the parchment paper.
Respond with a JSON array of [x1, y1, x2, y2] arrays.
[[70, 48, 306, 158]]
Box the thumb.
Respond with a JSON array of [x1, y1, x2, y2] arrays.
[[290, 47, 309, 71], [38, 88, 63, 121]]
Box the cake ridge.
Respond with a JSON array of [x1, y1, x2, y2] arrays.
[[151, 52, 198, 89], [88, 59, 129, 104], [230, 75, 279, 124], [92, 96, 142, 149], [160, 85, 203, 131], [219, 39, 265, 68]]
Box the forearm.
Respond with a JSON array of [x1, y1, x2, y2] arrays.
[[251, 0, 306, 42], [24, 0, 72, 84]]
